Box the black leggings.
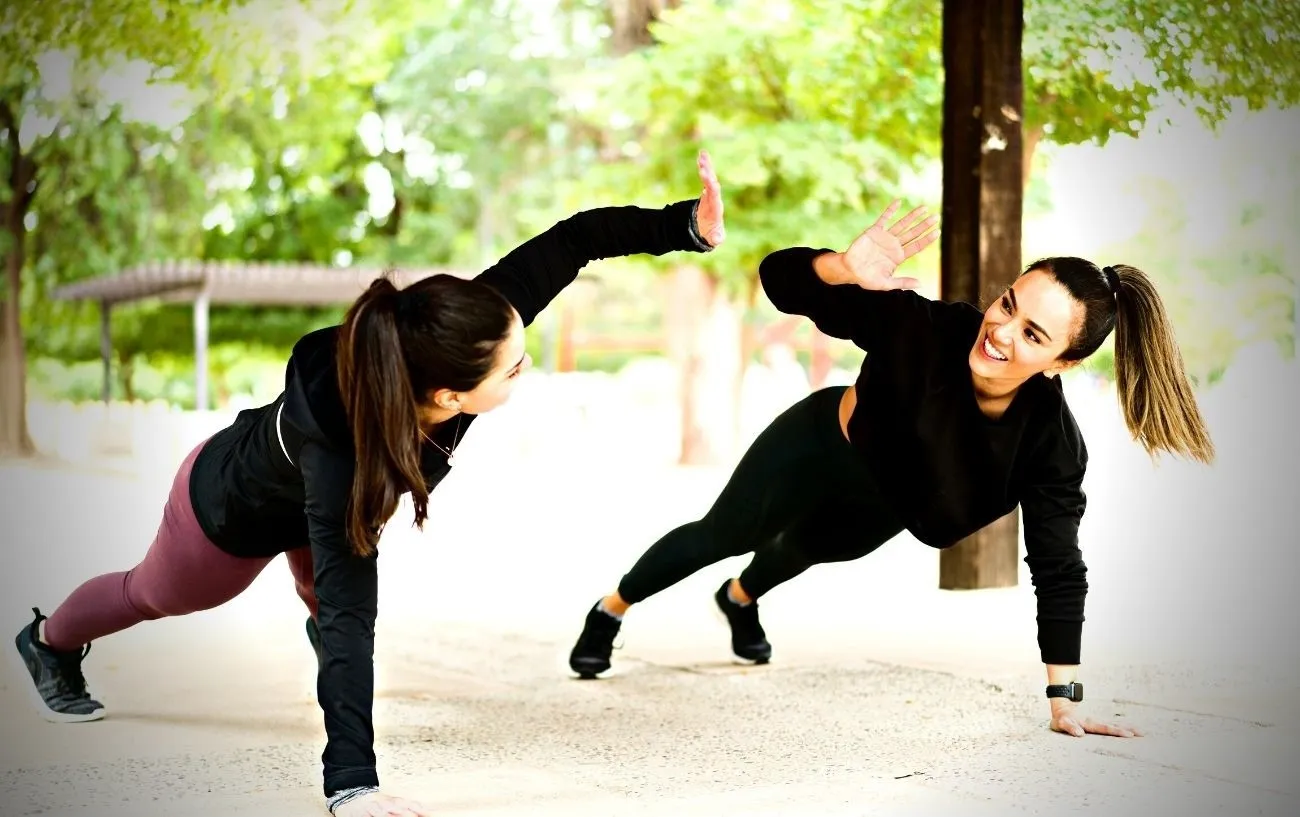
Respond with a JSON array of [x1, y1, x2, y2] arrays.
[[617, 386, 906, 603]]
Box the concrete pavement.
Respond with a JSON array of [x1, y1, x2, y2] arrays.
[[2, 377, 1298, 816]]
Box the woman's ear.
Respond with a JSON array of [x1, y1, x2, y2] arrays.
[[431, 388, 461, 411], [1044, 358, 1083, 379]]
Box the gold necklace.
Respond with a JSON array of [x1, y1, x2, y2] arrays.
[[419, 413, 464, 466]]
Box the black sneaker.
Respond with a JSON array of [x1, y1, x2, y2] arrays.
[[715, 580, 772, 664], [11, 608, 106, 723], [568, 602, 622, 679], [306, 616, 323, 666]]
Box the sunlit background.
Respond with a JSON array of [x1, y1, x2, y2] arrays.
[[2, 1, 1299, 813]]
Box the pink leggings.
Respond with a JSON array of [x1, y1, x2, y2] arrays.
[[42, 438, 318, 652]]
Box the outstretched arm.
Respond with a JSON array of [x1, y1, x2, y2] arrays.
[[476, 150, 725, 327]]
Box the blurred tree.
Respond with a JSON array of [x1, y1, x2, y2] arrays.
[[579, 0, 945, 463], [609, 0, 682, 54], [379, 0, 601, 267], [1023, 1, 1300, 184], [22, 0, 426, 408], [376, 0, 613, 375], [1, 0, 248, 455], [574, 0, 1300, 462]]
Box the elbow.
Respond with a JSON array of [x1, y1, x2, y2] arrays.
[[1026, 554, 1089, 593], [758, 249, 799, 312]]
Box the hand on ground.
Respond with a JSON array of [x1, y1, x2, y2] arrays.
[[1051, 703, 1143, 738], [333, 790, 434, 817]]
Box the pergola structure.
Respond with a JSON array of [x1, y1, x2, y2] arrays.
[[50, 260, 470, 410]]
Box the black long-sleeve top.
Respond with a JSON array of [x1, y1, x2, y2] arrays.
[[759, 247, 1090, 667], [186, 199, 709, 796]]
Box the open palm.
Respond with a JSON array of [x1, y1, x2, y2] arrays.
[[694, 149, 725, 246], [843, 200, 939, 290]]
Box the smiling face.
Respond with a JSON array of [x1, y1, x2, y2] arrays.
[[968, 268, 1084, 386]]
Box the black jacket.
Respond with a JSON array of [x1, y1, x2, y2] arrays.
[[759, 247, 1090, 667], [186, 199, 709, 796]]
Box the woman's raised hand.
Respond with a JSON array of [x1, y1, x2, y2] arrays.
[[841, 200, 939, 291], [693, 150, 725, 248]]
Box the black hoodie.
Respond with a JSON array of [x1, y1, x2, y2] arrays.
[[759, 247, 1090, 669], [185, 199, 708, 796]]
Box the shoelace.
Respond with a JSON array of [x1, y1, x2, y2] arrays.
[[52, 644, 93, 696]]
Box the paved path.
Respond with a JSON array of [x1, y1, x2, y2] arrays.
[[1, 390, 1297, 816]]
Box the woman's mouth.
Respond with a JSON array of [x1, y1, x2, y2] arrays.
[[981, 335, 1008, 362]]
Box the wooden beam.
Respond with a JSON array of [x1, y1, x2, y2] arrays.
[[939, 0, 1025, 590], [193, 289, 210, 412], [99, 299, 111, 404]]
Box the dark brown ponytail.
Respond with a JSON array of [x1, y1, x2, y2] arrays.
[[336, 277, 428, 557], [335, 272, 515, 556]]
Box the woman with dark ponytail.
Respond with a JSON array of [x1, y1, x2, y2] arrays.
[[14, 153, 727, 816], [570, 200, 1213, 743]]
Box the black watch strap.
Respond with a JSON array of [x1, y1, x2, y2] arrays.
[[1046, 682, 1083, 702], [687, 200, 715, 252]]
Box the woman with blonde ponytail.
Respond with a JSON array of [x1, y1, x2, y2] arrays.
[[572, 200, 1214, 747], [14, 153, 728, 816], [1106, 264, 1215, 464]]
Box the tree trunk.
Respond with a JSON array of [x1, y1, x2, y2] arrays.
[[938, 0, 1025, 590], [0, 98, 36, 458], [607, 0, 734, 464], [664, 265, 743, 465], [117, 351, 135, 403], [609, 0, 682, 56], [0, 245, 33, 457], [938, 511, 1020, 589]]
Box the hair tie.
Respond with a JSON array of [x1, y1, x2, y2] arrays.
[[392, 282, 418, 321], [1102, 265, 1119, 294]]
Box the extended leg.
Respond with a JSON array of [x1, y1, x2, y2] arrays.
[[14, 440, 273, 723], [569, 387, 848, 678], [613, 388, 849, 606], [285, 546, 323, 666]]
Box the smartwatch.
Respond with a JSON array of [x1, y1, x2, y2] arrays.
[[1046, 682, 1083, 702]]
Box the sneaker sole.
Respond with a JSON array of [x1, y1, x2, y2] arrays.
[[8, 637, 106, 724], [712, 594, 772, 665], [568, 642, 619, 680], [569, 658, 610, 680]]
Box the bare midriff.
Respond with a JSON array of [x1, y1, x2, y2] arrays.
[[838, 384, 857, 442]]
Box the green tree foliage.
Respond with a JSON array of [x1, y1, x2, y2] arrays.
[[17, 0, 427, 408], [572, 0, 946, 296], [1026, 1, 1300, 149], [14, 0, 1300, 431], [1, 0, 248, 453], [575, 0, 1300, 368], [376, 0, 609, 266]]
